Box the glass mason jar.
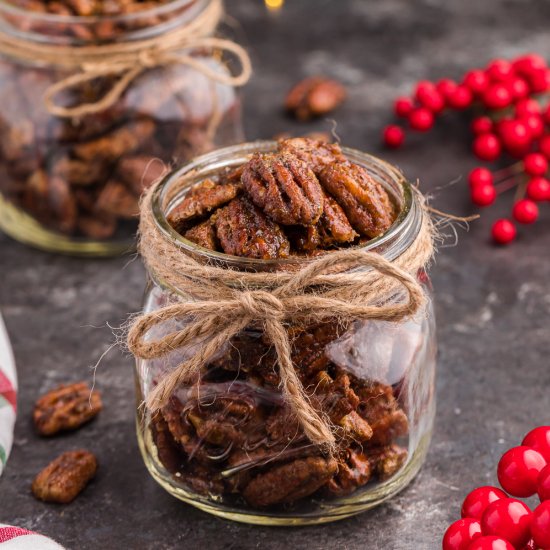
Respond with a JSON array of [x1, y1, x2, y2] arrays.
[[0, 0, 245, 255], [134, 142, 437, 525]]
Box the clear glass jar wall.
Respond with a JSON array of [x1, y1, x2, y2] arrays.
[[135, 143, 437, 525], [0, 0, 244, 255]]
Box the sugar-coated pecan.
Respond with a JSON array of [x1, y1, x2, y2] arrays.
[[368, 445, 408, 480], [33, 382, 102, 436], [150, 413, 184, 474], [168, 179, 241, 232], [326, 449, 372, 496], [184, 219, 219, 251], [339, 410, 373, 442], [32, 450, 97, 504], [95, 180, 139, 219], [311, 369, 359, 424], [214, 197, 290, 259], [285, 77, 346, 121], [278, 137, 346, 174], [355, 382, 409, 446], [243, 456, 338, 507], [242, 152, 323, 225], [51, 156, 107, 187], [116, 155, 167, 195], [243, 152, 320, 223], [318, 161, 396, 238]]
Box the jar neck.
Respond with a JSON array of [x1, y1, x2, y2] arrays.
[[150, 141, 422, 280], [0, 0, 214, 45]]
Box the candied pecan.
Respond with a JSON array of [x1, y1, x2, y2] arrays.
[[339, 410, 373, 442], [318, 161, 396, 238], [32, 450, 97, 504], [52, 156, 107, 187], [33, 382, 102, 436], [150, 413, 184, 474], [265, 407, 302, 445], [285, 77, 346, 121], [95, 180, 139, 219], [214, 197, 290, 259], [310, 369, 359, 424], [77, 214, 117, 240], [117, 154, 167, 195], [368, 445, 408, 480], [73, 119, 155, 162], [278, 137, 346, 174], [168, 179, 241, 233], [183, 219, 219, 251], [355, 382, 409, 446], [326, 449, 372, 496], [243, 456, 338, 507], [241, 152, 323, 225]]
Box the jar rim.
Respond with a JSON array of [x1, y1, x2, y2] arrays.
[[150, 140, 422, 271], [0, 0, 209, 44]]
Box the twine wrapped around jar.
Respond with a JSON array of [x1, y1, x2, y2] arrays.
[[0, 0, 251, 118], [126, 177, 436, 455]]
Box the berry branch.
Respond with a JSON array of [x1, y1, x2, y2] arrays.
[[382, 54, 550, 245]]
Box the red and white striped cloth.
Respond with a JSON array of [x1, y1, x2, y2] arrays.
[[0, 314, 16, 476], [0, 525, 64, 549]]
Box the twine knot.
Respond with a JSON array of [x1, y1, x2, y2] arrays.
[[127, 180, 435, 454], [237, 290, 286, 321]]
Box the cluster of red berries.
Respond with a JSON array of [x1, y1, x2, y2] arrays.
[[442, 426, 550, 550], [382, 54, 550, 245]]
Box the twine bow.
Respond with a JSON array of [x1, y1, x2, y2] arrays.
[[0, 0, 251, 118], [127, 181, 434, 453]]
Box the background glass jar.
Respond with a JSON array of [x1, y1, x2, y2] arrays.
[[135, 142, 437, 525], [0, 0, 245, 255]]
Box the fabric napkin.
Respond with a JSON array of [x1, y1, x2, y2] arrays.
[[0, 314, 16, 476]]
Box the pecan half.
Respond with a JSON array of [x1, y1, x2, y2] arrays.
[[167, 179, 241, 233], [368, 445, 408, 480], [213, 197, 290, 259], [95, 180, 139, 219], [32, 450, 97, 503], [326, 449, 372, 496], [243, 456, 338, 507], [33, 382, 102, 436], [318, 161, 395, 238], [285, 76, 346, 121], [184, 218, 219, 251], [241, 152, 323, 225], [278, 137, 346, 175]]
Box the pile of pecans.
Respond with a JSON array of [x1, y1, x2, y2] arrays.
[[152, 138, 411, 508], [168, 137, 397, 258]]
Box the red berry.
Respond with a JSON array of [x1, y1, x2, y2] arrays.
[[497, 119, 531, 154], [394, 96, 414, 118], [473, 134, 501, 161], [498, 445, 547, 496], [471, 185, 496, 207], [515, 98, 541, 118], [443, 519, 483, 550], [461, 486, 508, 521], [483, 84, 512, 110], [527, 67, 550, 93], [539, 134, 550, 158], [526, 177, 550, 202], [471, 117, 493, 135], [523, 153, 548, 176], [513, 54, 547, 76], [538, 464, 550, 502], [466, 536, 515, 550], [522, 539, 536, 550], [437, 78, 458, 100], [409, 107, 435, 131], [486, 59, 514, 82], [543, 104, 550, 125], [481, 498, 533, 549], [416, 87, 445, 113], [448, 85, 474, 110], [383, 125, 405, 148], [531, 501, 550, 549], [522, 114, 544, 139], [507, 77, 529, 100], [492, 219, 517, 245], [469, 167, 493, 188], [512, 200, 540, 225], [463, 69, 490, 96], [523, 426, 550, 462]]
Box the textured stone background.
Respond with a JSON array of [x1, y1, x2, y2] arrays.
[[1, 1, 550, 548]]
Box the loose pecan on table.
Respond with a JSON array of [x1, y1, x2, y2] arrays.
[[33, 381, 102, 436], [285, 77, 346, 121], [32, 449, 97, 503]]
